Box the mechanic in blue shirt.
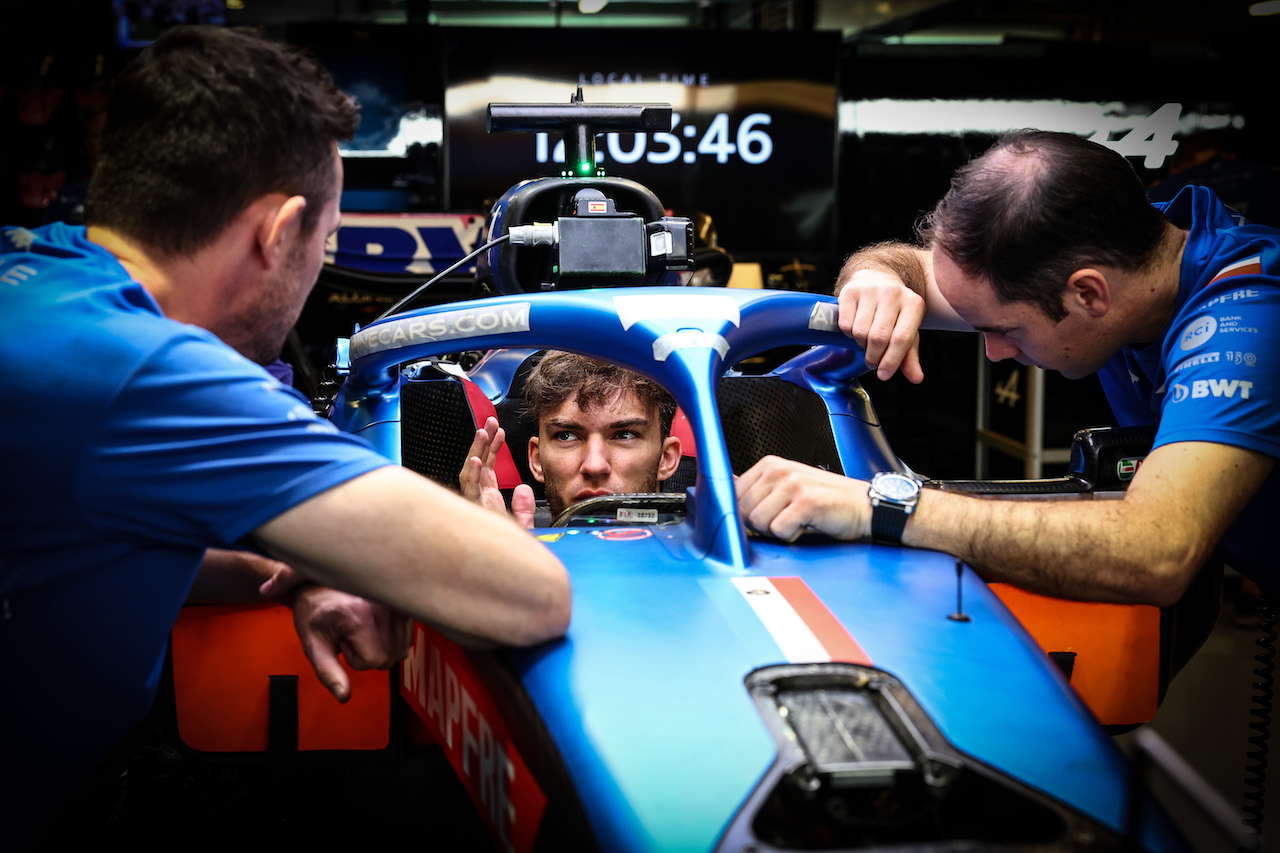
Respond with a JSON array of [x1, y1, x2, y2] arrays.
[[738, 129, 1280, 607], [459, 350, 683, 526], [0, 25, 569, 844]]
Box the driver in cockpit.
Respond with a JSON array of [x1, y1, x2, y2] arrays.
[[460, 350, 683, 527]]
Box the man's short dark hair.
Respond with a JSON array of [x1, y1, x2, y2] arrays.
[[523, 351, 677, 438], [919, 129, 1168, 321], [84, 25, 359, 256]]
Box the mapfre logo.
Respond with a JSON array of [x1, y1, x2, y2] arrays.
[[1170, 378, 1254, 403], [402, 625, 547, 853], [1179, 315, 1217, 351]]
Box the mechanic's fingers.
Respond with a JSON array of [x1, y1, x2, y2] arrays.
[[835, 279, 860, 333], [735, 458, 802, 537], [896, 335, 925, 384], [836, 271, 928, 379], [511, 483, 537, 529], [299, 633, 351, 703], [865, 307, 906, 374], [851, 298, 886, 365], [735, 456, 801, 523], [258, 564, 307, 599], [734, 454, 784, 498], [875, 294, 926, 380], [874, 325, 917, 381], [763, 503, 815, 543], [743, 489, 806, 542], [339, 632, 392, 671], [734, 468, 770, 519], [395, 614, 416, 660], [737, 457, 866, 542]]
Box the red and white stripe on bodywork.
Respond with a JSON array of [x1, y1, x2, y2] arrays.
[[731, 576, 871, 665]]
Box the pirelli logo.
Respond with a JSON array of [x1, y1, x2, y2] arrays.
[[350, 302, 531, 360]]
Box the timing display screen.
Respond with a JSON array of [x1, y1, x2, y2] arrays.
[[443, 28, 839, 257], [533, 111, 776, 168]]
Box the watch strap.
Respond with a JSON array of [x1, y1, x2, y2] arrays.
[[870, 499, 912, 544], [868, 472, 920, 545]]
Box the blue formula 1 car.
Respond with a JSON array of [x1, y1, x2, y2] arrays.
[[304, 95, 1209, 853]]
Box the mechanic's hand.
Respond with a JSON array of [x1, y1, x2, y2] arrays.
[[736, 455, 869, 543], [460, 416, 536, 529], [837, 268, 926, 384], [290, 585, 414, 703], [257, 561, 309, 599]]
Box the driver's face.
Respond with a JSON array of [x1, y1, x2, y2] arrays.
[[529, 391, 681, 518]]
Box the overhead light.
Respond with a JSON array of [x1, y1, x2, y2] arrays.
[[1250, 1, 1280, 14], [580, 0, 608, 12]]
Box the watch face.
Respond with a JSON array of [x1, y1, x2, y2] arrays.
[[875, 473, 918, 500]]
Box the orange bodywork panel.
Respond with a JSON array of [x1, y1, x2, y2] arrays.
[[990, 583, 1161, 727], [170, 602, 390, 752]]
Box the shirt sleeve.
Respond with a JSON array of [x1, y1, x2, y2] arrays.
[[1154, 275, 1280, 460], [76, 334, 392, 548]]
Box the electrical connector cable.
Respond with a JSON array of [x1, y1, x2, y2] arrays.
[[371, 223, 559, 323], [372, 232, 511, 323]]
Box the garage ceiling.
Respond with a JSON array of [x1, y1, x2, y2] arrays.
[[227, 0, 1276, 50]]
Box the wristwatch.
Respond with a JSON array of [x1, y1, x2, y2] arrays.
[[867, 471, 922, 544]]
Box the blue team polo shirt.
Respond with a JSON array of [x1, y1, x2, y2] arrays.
[[1097, 186, 1280, 591], [0, 223, 391, 837]]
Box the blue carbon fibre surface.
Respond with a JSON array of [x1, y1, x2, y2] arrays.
[[332, 287, 1188, 852], [505, 529, 1184, 853]]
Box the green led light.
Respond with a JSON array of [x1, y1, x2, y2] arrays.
[[578, 161, 592, 174]]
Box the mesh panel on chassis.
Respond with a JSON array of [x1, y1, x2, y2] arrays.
[[716, 376, 843, 476]]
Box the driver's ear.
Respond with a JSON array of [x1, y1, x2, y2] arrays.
[[528, 436, 546, 483], [656, 435, 682, 482]]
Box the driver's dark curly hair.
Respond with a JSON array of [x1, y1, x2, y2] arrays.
[[85, 25, 359, 257], [523, 351, 677, 438]]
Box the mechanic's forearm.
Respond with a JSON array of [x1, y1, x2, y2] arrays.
[[835, 242, 969, 332], [255, 467, 571, 647], [186, 548, 293, 603], [836, 241, 930, 297], [904, 490, 1203, 607]]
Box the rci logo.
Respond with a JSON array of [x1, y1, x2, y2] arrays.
[[1179, 315, 1217, 351]]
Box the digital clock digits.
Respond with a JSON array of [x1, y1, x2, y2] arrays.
[[535, 111, 774, 167]]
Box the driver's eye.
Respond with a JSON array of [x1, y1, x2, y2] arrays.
[[615, 430, 639, 441], [553, 431, 579, 442]]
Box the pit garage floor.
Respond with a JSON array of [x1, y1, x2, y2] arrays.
[[1114, 576, 1280, 853]]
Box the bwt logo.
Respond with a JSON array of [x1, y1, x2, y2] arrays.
[[1179, 316, 1217, 351], [330, 215, 484, 275], [1171, 378, 1253, 403]]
